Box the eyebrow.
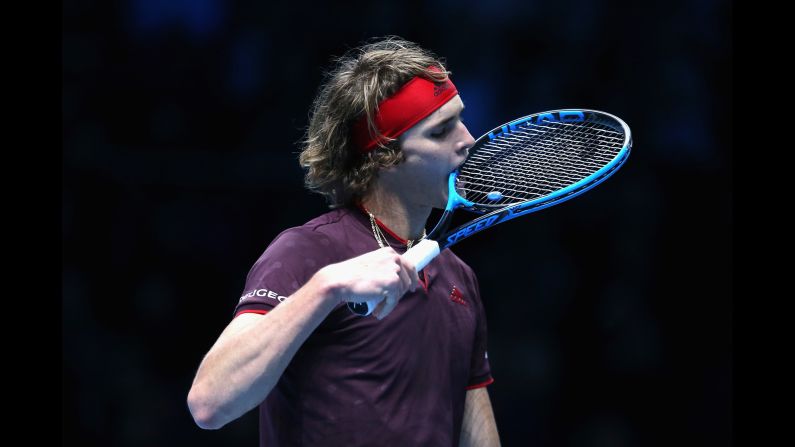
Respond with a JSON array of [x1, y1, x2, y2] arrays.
[[429, 104, 465, 129]]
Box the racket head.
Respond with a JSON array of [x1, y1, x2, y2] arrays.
[[425, 109, 632, 248], [449, 109, 631, 214]]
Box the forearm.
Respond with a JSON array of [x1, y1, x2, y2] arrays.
[[188, 271, 340, 429], [459, 387, 501, 447]]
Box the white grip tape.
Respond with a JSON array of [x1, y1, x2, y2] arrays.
[[364, 299, 377, 316], [355, 240, 441, 316], [403, 239, 441, 272]]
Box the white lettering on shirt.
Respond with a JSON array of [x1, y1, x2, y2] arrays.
[[239, 288, 288, 303]]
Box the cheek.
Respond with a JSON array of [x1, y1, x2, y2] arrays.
[[410, 152, 451, 179], [399, 139, 456, 179], [406, 141, 450, 164]]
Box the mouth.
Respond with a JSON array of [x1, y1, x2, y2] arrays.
[[458, 147, 470, 162], [453, 172, 468, 200], [454, 154, 468, 172]]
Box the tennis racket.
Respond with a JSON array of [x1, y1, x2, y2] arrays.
[[349, 109, 632, 316]]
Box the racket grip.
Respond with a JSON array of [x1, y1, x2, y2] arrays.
[[348, 301, 375, 316], [347, 240, 441, 317], [403, 239, 440, 272]]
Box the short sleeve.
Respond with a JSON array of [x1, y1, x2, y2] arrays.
[[466, 270, 494, 389], [233, 228, 334, 318]]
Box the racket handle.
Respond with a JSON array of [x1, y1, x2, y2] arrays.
[[347, 301, 374, 316], [347, 240, 441, 317], [403, 239, 440, 272]]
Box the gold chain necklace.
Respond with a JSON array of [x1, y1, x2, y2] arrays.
[[366, 210, 426, 249]]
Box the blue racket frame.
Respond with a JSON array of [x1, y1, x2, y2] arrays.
[[427, 109, 632, 250]]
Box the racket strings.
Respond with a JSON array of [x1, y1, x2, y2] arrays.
[[467, 136, 616, 194], [459, 119, 624, 206], [471, 123, 621, 178]]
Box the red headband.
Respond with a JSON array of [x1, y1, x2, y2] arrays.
[[351, 67, 458, 153]]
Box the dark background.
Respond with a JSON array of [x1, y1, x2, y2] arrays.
[[62, 0, 732, 445]]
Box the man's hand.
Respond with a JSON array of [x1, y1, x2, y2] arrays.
[[317, 247, 419, 319]]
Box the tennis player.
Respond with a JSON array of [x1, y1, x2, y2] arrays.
[[187, 36, 500, 446]]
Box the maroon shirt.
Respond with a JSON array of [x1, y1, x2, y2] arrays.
[[234, 207, 493, 446]]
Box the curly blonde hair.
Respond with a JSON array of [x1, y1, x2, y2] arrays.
[[298, 36, 450, 208]]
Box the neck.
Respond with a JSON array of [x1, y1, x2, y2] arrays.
[[361, 186, 431, 241]]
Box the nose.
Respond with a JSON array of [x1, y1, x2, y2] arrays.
[[457, 122, 476, 153]]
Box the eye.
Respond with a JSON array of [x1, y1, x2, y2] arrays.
[[430, 117, 464, 139], [430, 127, 449, 138]]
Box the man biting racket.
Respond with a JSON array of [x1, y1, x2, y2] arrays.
[[187, 36, 500, 447]]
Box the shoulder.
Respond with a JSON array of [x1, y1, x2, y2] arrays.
[[268, 207, 361, 249], [250, 208, 364, 271]]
